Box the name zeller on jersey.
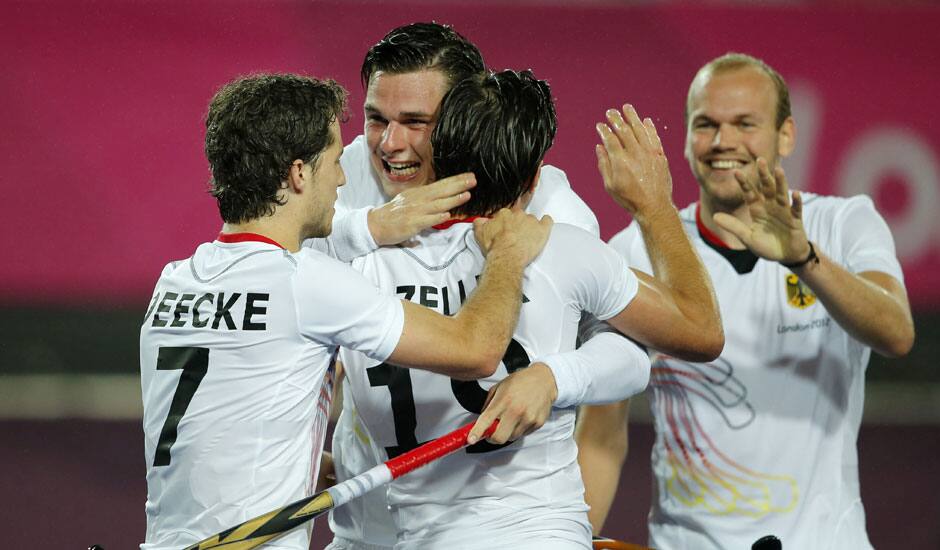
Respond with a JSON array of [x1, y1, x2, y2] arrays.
[[397, 277, 476, 314], [145, 291, 269, 330], [395, 276, 529, 314]]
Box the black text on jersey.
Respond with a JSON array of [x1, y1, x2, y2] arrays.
[[146, 290, 269, 330]]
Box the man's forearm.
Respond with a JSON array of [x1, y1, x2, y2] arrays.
[[328, 207, 380, 261], [575, 400, 630, 534], [386, 211, 549, 379], [390, 254, 524, 379], [793, 246, 914, 358], [452, 248, 527, 375], [391, 249, 526, 380], [637, 205, 715, 317], [634, 205, 723, 359], [538, 331, 650, 407]]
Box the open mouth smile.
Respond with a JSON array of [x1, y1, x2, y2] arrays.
[[382, 159, 420, 179], [708, 159, 747, 170]]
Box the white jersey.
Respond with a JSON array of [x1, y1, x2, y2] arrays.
[[139, 234, 404, 550], [328, 134, 602, 549], [609, 194, 904, 550], [341, 221, 638, 549]]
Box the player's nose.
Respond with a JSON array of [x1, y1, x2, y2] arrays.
[[380, 121, 407, 154], [710, 122, 739, 150]]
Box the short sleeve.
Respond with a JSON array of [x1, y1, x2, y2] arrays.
[[834, 195, 905, 283], [293, 252, 404, 363], [540, 224, 639, 321], [607, 222, 651, 274], [526, 165, 600, 237]]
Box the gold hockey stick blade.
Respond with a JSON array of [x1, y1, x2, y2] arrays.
[[184, 491, 335, 549]]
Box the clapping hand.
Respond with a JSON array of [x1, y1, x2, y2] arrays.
[[713, 158, 812, 264]]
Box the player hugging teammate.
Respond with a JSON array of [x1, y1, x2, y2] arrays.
[[321, 30, 722, 548]]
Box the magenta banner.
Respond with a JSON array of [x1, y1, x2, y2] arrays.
[[2, 1, 938, 307]]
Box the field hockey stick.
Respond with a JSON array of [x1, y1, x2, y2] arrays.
[[183, 419, 498, 550], [591, 536, 652, 550]]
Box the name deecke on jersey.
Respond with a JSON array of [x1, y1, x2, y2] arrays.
[[139, 238, 403, 550], [340, 222, 637, 547]]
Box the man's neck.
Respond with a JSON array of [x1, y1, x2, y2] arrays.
[[221, 221, 297, 251], [697, 192, 750, 250]]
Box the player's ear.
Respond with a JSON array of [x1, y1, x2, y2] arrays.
[[777, 117, 796, 159], [286, 159, 306, 192]]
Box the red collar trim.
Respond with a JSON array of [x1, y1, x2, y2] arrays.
[[432, 216, 484, 230], [217, 232, 285, 249], [695, 203, 730, 249]]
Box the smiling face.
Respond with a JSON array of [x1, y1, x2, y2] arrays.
[[364, 69, 450, 199], [685, 66, 794, 210]]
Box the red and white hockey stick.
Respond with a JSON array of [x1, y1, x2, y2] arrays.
[[184, 420, 497, 550]]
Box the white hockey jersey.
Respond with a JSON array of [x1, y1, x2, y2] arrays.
[[139, 234, 404, 549], [327, 134, 604, 549], [340, 221, 638, 549], [609, 194, 905, 550]]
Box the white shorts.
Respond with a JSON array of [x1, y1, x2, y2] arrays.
[[324, 536, 392, 550], [394, 513, 592, 550]]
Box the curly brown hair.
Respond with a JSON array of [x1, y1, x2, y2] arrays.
[[205, 73, 347, 223]]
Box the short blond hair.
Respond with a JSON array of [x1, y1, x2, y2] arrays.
[[686, 52, 791, 129]]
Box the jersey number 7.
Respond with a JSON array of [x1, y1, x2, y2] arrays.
[[153, 346, 209, 467]]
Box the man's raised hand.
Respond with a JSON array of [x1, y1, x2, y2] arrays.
[[595, 104, 675, 219], [713, 158, 812, 264]]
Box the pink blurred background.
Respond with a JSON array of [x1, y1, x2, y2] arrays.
[[1, 1, 938, 548], [2, 0, 938, 308]]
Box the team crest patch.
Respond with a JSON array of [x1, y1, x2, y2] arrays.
[[785, 274, 817, 309]]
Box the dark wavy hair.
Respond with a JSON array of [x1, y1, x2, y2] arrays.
[[360, 22, 485, 89], [205, 73, 347, 224], [432, 69, 556, 217]]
